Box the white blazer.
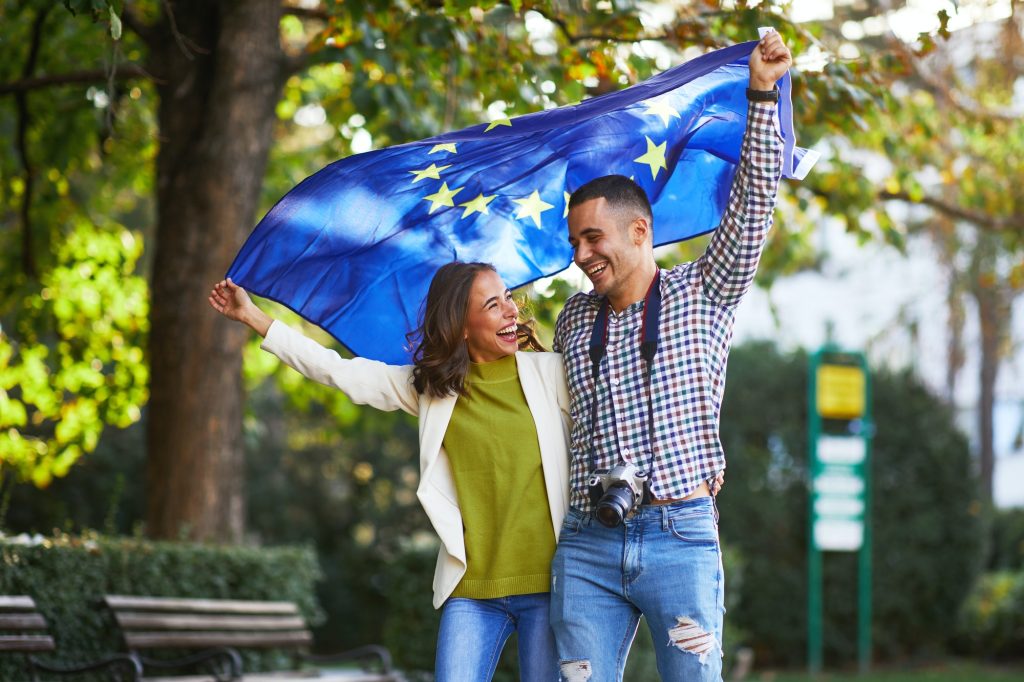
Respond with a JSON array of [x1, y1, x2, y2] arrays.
[[261, 321, 573, 608]]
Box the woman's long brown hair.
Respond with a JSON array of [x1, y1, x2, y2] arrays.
[[407, 262, 544, 398]]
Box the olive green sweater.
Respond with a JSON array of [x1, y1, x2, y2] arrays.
[[442, 355, 556, 599]]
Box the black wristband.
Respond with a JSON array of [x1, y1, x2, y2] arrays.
[[746, 85, 780, 103]]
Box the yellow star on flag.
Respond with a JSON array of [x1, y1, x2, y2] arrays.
[[563, 191, 571, 218], [485, 116, 512, 132], [429, 143, 458, 154], [643, 99, 681, 126], [458, 193, 497, 218], [423, 182, 464, 214], [513, 191, 554, 228], [634, 136, 667, 180], [409, 163, 451, 184]]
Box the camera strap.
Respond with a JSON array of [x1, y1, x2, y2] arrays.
[[586, 270, 662, 476]]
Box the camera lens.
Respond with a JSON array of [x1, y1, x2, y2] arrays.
[[595, 482, 636, 528]]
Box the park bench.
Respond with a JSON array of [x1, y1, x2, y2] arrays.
[[1, 595, 142, 681], [104, 595, 400, 681]]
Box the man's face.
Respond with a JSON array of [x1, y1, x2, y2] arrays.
[[568, 197, 646, 301]]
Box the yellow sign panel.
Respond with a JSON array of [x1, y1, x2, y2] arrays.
[[817, 364, 866, 419]]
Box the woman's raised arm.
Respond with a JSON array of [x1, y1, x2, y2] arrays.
[[208, 279, 419, 416], [208, 278, 273, 337]]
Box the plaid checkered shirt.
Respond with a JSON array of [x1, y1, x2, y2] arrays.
[[553, 100, 784, 512]]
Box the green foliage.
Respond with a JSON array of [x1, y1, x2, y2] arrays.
[[0, 533, 323, 681], [748, 663, 1024, 682], [957, 570, 1024, 659], [988, 509, 1024, 572], [0, 417, 145, 536], [1, 0, 154, 488], [0, 222, 148, 487], [717, 341, 983, 666], [378, 546, 442, 678]]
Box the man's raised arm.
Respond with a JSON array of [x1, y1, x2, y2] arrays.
[[700, 30, 792, 307]]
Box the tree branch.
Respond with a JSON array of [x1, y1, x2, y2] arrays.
[[16, 6, 53, 279], [879, 190, 1024, 233], [890, 37, 1021, 123], [0, 65, 150, 95], [529, 6, 665, 45], [159, 0, 205, 59]]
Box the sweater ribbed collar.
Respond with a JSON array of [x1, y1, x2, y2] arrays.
[[466, 353, 518, 384]]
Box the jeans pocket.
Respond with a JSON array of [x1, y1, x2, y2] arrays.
[[559, 513, 584, 539], [667, 513, 719, 545]]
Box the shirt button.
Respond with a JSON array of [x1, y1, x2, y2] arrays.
[[623, 448, 631, 456], [610, 377, 620, 386]]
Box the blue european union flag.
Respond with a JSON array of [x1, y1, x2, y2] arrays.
[[228, 41, 818, 364]]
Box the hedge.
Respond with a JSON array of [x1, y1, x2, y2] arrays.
[[717, 342, 984, 666], [0, 532, 323, 681], [957, 569, 1024, 658]]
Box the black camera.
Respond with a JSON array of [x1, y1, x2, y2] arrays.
[[587, 464, 654, 527]]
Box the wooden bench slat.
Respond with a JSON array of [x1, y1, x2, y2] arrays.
[[116, 612, 306, 631], [0, 596, 36, 611], [105, 595, 299, 615], [125, 630, 312, 649], [0, 613, 48, 630], [0, 634, 55, 652]]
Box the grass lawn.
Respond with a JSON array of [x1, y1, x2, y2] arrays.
[[748, 662, 1024, 682]]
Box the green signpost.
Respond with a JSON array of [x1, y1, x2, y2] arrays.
[[807, 346, 873, 675]]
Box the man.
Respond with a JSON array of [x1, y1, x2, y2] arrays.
[[549, 31, 793, 682]]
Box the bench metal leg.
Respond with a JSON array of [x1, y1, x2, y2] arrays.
[[137, 647, 242, 681], [29, 653, 143, 681]]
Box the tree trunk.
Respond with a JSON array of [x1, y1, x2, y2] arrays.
[[972, 272, 1010, 506], [145, 0, 284, 541]]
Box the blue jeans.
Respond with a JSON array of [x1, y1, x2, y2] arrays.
[[435, 592, 559, 682], [550, 497, 725, 682]]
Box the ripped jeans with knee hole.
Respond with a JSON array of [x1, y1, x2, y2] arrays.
[[549, 496, 725, 682]]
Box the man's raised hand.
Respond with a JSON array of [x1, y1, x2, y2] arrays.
[[749, 30, 793, 91]]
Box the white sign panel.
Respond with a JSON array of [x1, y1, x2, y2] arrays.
[[814, 519, 864, 552], [813, 436, 866, 552]]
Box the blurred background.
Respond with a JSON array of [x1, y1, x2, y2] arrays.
[[1, 0, 1022, 680]]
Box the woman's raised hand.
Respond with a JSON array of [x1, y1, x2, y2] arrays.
[[208, 278, 253, 321], [208, 278, 273, 336]]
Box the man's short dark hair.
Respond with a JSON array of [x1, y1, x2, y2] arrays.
[[568, 175, 653, 224]]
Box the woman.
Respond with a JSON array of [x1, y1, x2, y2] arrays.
[[208, 262, 570, 682]]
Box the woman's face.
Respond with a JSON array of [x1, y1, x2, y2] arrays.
[[463, 269, 519, 363]]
